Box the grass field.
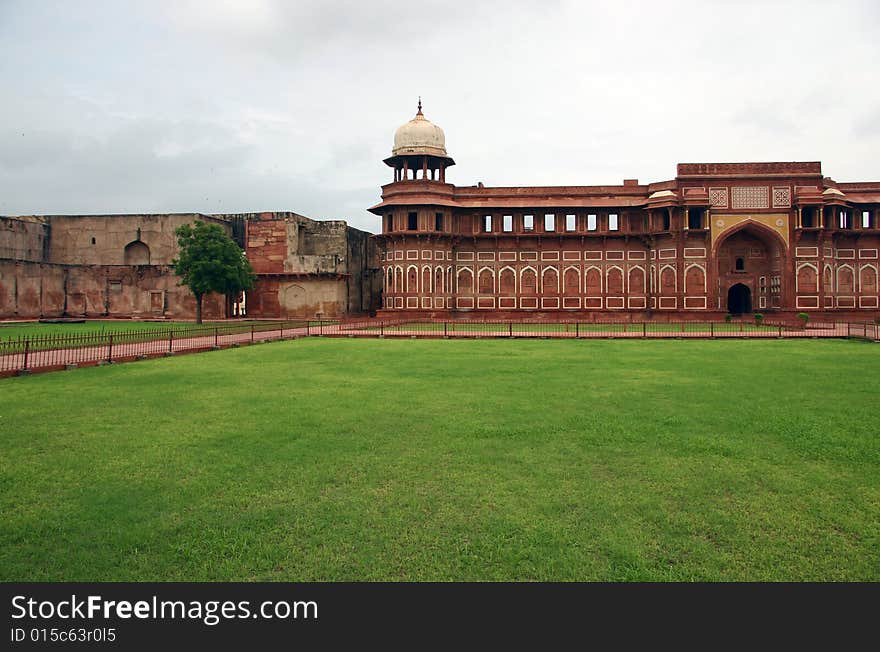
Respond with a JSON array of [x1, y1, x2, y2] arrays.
[[1, 338, 878, 581]]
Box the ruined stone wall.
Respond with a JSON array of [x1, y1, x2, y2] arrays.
[[249, 276, 347, 319], [240, 211, 379, 318], [0, 216, 49, 262], [0, 261, 224, 319], [46, 213, 231, 266], [0, 210, 374, 321]]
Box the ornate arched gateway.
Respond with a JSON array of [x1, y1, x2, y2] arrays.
[[715, 223, 786, 313]]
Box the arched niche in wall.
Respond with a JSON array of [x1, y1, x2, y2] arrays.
[[124, 240, 151, 265]]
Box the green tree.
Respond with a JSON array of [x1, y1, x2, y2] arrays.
[[173, 221, 255, 323]]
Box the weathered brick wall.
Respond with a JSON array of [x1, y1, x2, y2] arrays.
[[0, 261, 224, 319], [0, 216, 49, 262], [240, 211, 379, 317], [46, 214, 231, 266], [245, 215, 289, 274]]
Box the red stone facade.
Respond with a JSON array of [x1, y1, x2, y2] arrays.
[[371, 154, 880, 319]]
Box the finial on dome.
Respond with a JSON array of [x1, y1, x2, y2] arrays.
[[417, 96, 422, 116]]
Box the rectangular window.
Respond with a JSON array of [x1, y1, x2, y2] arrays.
[[688, 209, 702, 229], [565, 214, 576, 231], [484, 215, 493, 232], [435, 213, 444, 231], [587, 214, 597, 231], [523, 214, 534, 231], [839, 211, 850, 229], [386, 214, 393, 231], [862, 210, 872, 229], [503, 215, 513, 232], [662, 213, 671, 230], [544, 214, 555, 232], [408, 212, 418, 230], [608, 213, 619, 231]]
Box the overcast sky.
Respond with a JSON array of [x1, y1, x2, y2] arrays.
[[1, 0, 878, 233]]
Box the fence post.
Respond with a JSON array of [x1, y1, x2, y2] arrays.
[[380, 321, 384, 337], [251, 324, 255, 344], [22, 337, 30, 371], [643, 322, 647, 338], [847, 322, 851, 337], [306, 321, 310, 336], [710, 322, 714, 338], [320, 321, 323, 336], [108, 333, 113, 363], [508, 322, 512, 337], [576, 322, 579, 338], [169, 329, 173, 353], [214, 327, 218, 348], [778, 324, 783, 338], [280, 323, 284, 339], [443, 322, 447, 337]]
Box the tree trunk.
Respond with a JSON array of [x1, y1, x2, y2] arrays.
[[196, 293, 203, 324]]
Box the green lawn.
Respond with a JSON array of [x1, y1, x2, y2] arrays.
[[1, 339, 878, 581]]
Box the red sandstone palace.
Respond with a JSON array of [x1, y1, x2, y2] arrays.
[[370, 103, 880, 319]]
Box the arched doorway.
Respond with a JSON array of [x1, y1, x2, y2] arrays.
[[727, 283, 751, 314], [715, 223, 785, 312]]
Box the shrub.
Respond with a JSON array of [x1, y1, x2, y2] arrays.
[[725, 314, 733, 322], [754, 313, 764, 324], [797, 312, 810, 325]]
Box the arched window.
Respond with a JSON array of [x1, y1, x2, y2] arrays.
[[124, 241, 150, 265]]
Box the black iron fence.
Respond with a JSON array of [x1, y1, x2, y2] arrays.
[[3, 317, 877, 377], [0, 320, 338, 376], [338, 318, 880, 341]]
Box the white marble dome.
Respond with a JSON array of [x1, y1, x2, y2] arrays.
[[392, 101, 448, 157]]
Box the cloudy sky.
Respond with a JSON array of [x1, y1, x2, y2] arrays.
[[1, 0, 878, 233]]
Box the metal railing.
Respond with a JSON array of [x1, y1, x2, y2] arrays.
[[3, 317, 876, 377], [0, 320, 338, 376], [337, 318, 879, 341]]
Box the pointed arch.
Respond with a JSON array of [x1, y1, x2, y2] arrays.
[[124, 240, 150, 265], [422, 265, 432, 294], [499, 266, 516, 294], [585, 266, 602, 295], [628, 265, 646, 294], [541, 266, 559, 293], [712, 220, 788, 258], [859, 264, 877, 293], [563, 265, 580, 295], [684, 263, 706, 294], [457, 267, 474, 294], [837, 264, 854, 294], [606, 266, 624, 295], [478, 266, 495, 294], [659, 264, 676, 293], [796, 263, 818, 293], [520, 266, 538, 295], [406, 264, 419, 293]]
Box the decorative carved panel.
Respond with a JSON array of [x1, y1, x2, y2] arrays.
[[708, 187, 728, 208], [772, 187, 791, 208], [731, 186, 770, 209]]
